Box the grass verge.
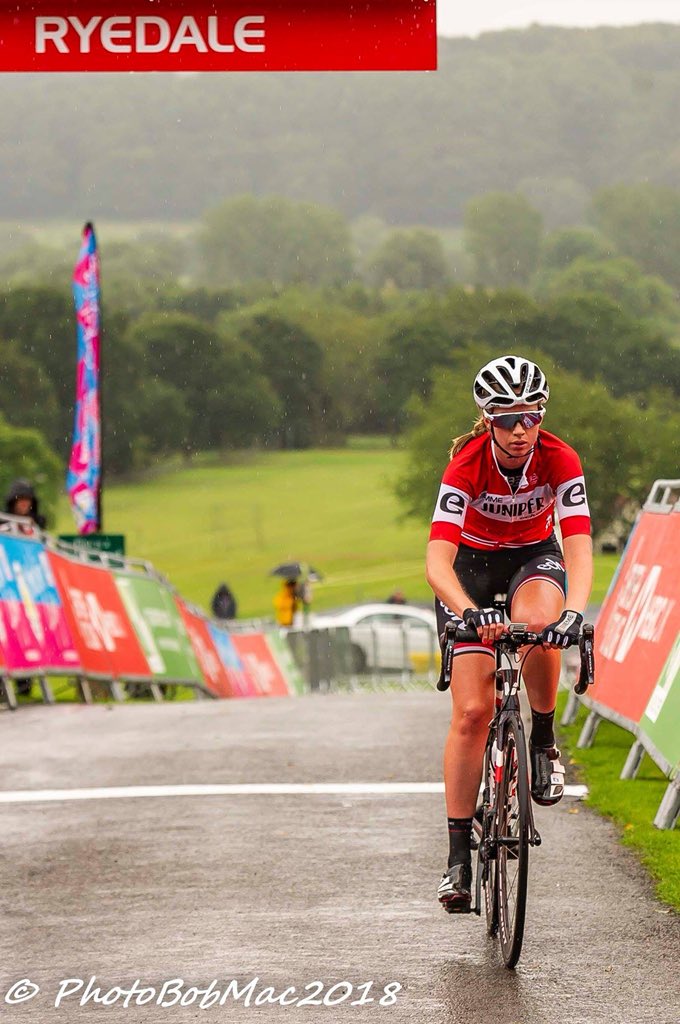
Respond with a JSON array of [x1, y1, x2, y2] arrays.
[[55, 447, 619, 619], [557, 693, 679, 911]]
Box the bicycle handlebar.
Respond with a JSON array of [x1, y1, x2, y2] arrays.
[[437, 620, 596, 693]]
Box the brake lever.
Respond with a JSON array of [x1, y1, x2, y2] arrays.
[[437, 623, 457, 692], [574, 623, 595, 695]]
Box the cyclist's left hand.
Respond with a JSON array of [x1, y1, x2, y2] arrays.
[[541, 609, 583, 649]]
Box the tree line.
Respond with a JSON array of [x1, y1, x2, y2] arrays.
[[7, 180, 680, 318], [1, 266, 679, 533], [3, 25, 680, 224]]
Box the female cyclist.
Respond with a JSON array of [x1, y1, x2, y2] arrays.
[[425, 355, 593, 914]]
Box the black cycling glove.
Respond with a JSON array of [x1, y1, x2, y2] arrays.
[[541, 609, 583, 649], [463, 607, 503, 630]]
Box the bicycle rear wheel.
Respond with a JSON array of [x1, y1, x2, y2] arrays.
[[496, 715, 530, 969]]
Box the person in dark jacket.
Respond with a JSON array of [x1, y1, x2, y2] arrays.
[[4, 479, 47, 531], [211, 582, 237, 620]]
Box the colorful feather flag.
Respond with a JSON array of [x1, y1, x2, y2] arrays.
[[67, 222, 101, 534]]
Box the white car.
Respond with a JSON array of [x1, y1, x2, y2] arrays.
[[310, 603, 438, 673]]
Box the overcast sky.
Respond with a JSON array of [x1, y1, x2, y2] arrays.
[[437, 1, 680, 37]]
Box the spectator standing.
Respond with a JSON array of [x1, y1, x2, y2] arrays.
[[211, 582, 238, 621], [274, 579, 299, 627], [4, 479, 47, 534]]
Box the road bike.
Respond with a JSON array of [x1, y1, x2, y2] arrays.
[[439, 600, 595, 969]]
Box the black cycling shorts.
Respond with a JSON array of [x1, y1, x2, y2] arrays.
[[435, 535, 566, 658]]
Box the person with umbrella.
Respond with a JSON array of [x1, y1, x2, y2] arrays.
[[270, 562, 322, 627], [273, 578, 300, 627]]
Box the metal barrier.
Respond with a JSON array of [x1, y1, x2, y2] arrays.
[[285, 621, 438, 692]]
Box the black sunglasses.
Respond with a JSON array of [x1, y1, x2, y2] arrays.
[[486, 410, 545, 430]]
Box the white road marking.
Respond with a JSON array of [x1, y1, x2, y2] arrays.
[[0, 783, 589, 804]]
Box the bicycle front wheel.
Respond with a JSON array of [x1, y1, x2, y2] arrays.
[[480, 743, 498, 936], [496, 716, 530, 969]]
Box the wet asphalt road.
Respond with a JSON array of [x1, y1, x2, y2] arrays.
[[0, 693, 678, 1024]]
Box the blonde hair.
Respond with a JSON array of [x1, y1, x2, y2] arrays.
[[449, 413, 488, 460]]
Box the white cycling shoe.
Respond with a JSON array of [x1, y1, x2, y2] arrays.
[[529, 743, 565, 806]]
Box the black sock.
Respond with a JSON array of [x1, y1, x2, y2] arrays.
[[530, 707, 556, 748], [447, 817, 472, 867]]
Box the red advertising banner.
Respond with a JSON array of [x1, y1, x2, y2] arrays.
[[176, 599, 235, 698], [231, 633, 291, 697], [593, 511, 680, 726], [49, 551, 151, 678], [0, 1, 437, 72]]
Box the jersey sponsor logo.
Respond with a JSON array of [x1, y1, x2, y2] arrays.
[[556, 476, 590, 519], [440, 492, 465, 516], [536, 558, 564, 572], [433, 485, 469, 524], [561, 481, 587, 508], [472, 484, 552, 523]]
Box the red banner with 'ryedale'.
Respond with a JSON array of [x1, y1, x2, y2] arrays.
[[0, 1, 437, 72]]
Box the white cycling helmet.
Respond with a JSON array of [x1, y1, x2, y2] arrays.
[[473, 355, 549, 410]]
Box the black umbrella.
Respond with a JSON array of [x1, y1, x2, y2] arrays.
[[269, 562, 323, 582]]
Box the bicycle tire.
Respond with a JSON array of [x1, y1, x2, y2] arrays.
[[496, 715, 530, 969], [480, 743, 498, 936]]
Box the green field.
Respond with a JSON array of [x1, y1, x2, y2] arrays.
[[55, 447, 619, 620], [558, 696, 680, 909]]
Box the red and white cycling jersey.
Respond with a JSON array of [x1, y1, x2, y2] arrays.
[[429, 430, 591, 551]]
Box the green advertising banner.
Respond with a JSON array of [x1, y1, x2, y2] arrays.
[[265, 632, 306, 696], [639, 633, 680, 777], [114, 572, 202, 682]]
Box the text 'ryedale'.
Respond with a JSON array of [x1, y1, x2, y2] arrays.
[[35, 15, 266, 55]]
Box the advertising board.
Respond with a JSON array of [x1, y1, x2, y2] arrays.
[[639, 633, 680, 776], [592, 510, 680, 727], [0, 537, 79, 673], [208, 624, 259, 697], [231, 633, 291, 697], [176, 599, 234, 697], [114, 573, 202, 681], [49, 550, 150, 677]]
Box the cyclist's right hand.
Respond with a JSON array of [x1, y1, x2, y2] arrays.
[[462, 607, 506, 644]]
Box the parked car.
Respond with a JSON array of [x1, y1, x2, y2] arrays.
[[311, 603, 438, 673]]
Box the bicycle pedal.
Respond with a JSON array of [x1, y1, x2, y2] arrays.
[[443, 900, 473, 915]]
